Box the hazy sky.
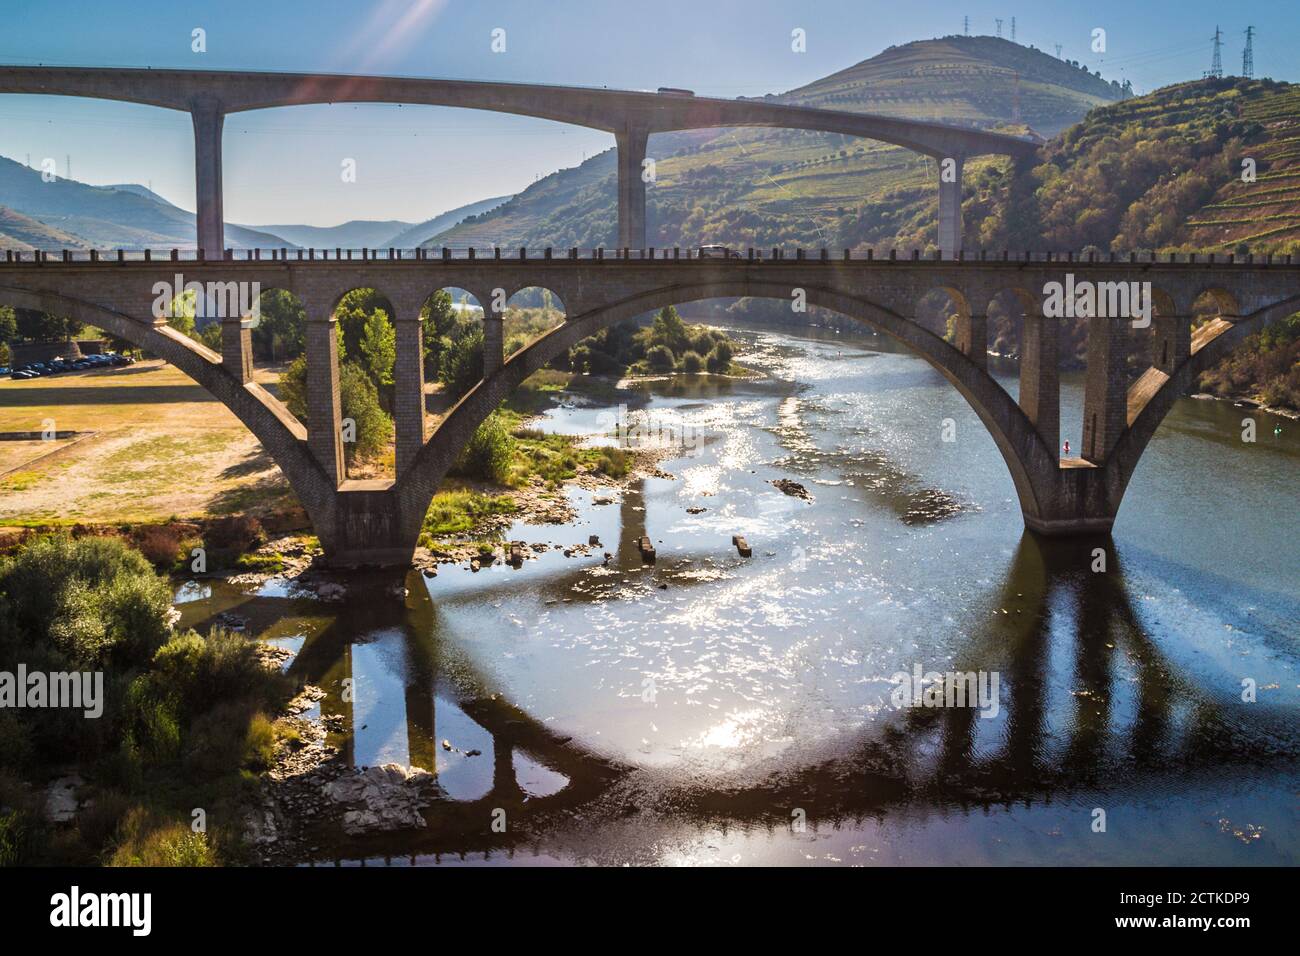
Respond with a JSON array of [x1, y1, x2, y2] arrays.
[[1, 0, 1296, 226]]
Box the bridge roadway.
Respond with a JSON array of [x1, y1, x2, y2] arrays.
[[1, 249, 1294, 564], [0, 65, 1042, 259]]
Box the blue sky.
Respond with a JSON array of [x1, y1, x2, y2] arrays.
[[1, 0, 1296, 226]]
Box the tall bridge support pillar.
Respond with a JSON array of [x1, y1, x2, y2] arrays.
[[1153, 314, 1191, 374], [1081, 317, 1129, 464], [616, 124, 649, 251], [483, 309, 504, 377], [1019, 313, 1060, 457], [937, 155, 963, 260], [394, 314, 426, 477], [305, 306, 345, 487], [955, 312, 987, 369], [220, 316, 253, 383], [190, 97, 225, 260]]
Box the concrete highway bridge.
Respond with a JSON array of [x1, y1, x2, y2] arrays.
[[0, 65, 1041, 257], [2, 248, 1295, 564]]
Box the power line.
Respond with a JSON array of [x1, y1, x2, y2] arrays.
[[995, 18, 1003, 38], [1242, 25, 1254, 79]]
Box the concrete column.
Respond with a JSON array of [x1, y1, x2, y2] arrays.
[[1081, 317, 1129, 465], [616, 125, 649, 251], [190, 97, 225, 259], [305, 305, 345, 486], [937, 154, 963, 260], [394, 315, 426, 477], [1019, 313, 1060, 458], [220, 317, 253, 383], [954, 312, 987, 369], [1153, 314, 1191, 374]]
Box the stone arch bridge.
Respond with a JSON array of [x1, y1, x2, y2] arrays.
[[1, 251, 1294, 565]]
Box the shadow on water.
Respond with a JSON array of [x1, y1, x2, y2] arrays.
[[197, 524, 1295, 864]]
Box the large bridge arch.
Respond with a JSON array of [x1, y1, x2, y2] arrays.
[[394, 279, 1061, 549], [0, 284, 338, 542]]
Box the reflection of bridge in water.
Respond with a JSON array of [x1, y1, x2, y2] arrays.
[[185, 483, 1296, 864]]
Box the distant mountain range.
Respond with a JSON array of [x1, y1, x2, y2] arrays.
[[250, 195, 509, 251], [0, 153, 511, 253], [0, 156, 286, 250]]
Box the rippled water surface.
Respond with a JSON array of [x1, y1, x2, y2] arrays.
[[178, 324, 1299, 866]]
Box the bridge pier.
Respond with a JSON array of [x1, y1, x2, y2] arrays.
[[220, 316, 253, 383], [1018, 313, 1060, 457], [1153, 314, 1190, 374], [394, 314, 426, 477], [483, 308, 504, 377], [954, 312, 987, 369], [305, 306, 345, 487], [190, 97, 225, 259], [1081, 317, 1128, 464], [937, 155, 963, 259], [616, 124, 649, 250]]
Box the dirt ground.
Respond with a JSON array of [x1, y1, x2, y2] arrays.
[[0, 360, 297, 525]]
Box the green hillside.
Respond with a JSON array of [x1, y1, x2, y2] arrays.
[[778, 35, 1124, 134], [427, 36, 1121, 254], [974, 76, 1300, 255]]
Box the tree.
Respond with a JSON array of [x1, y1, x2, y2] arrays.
[[358, 309, 396, 389], [646, 344, 675, 371], [338, 363, 392, 460], [706, 340, 733, 373], [14, 307, 83, 343], [438, 326, 484, 401], [251, 290, 305, 362], [277, 357, 392, 461]]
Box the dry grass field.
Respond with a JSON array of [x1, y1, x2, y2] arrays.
[[0, 360, 296, 526]]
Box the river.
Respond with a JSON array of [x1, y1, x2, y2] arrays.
[[177, 322, 1299, 866]]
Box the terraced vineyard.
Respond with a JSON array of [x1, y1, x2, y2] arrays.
[[991, 77, 1300, 256], [1188, 84, 1300, 249]]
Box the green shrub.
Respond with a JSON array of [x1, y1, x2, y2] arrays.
[[0, 535, 173, 670], [438, 326, 485, 401], [706, 340, 734, 373], [339, 363, 394, 460], [450, 412, 514, 483], [680, 350, 704, 373], [106, 808, 215, 867], [646, 344, 675, 371], [242, 712, 277, 771]]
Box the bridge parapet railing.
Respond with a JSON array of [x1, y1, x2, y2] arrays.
[[1, 247, 1295, 267]]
